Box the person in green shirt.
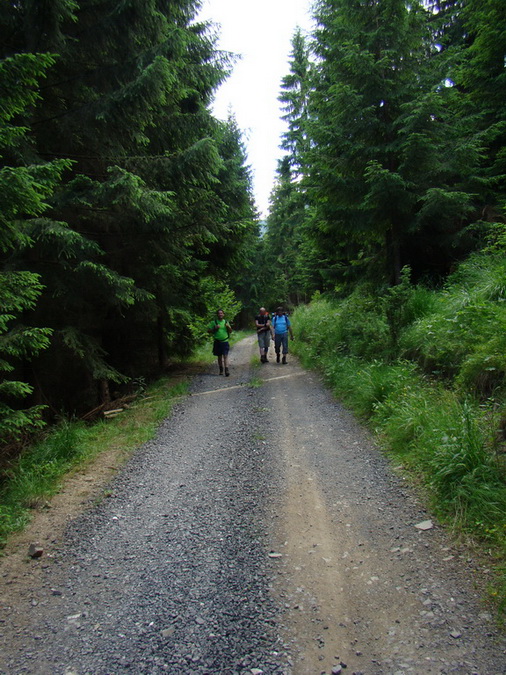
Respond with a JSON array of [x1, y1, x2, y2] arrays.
[[207, 308, 232, 376]]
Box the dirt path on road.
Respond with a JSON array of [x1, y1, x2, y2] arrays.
[[1, 336, 505, 674], [251, 338, 505, 674]]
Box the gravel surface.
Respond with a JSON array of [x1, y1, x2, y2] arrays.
[[0, 336, 505, 675]]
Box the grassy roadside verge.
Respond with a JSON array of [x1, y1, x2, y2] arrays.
[[291, 302, 506, 619], [0, 331, 250, 549], [0, 377, 188, 548]]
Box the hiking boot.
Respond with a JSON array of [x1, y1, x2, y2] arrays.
[[225, 368, 230, 377], [282, 355, 287, 364], [260, 355, 266, 363], [219, 367, 224, 375], [276, 353, 280, 363]]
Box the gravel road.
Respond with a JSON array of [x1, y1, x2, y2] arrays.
[[1, 336, 505, 675]]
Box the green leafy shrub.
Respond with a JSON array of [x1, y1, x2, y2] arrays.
[[293, 292, 390, 361], [400, 300, 500, 378], [292, 299, 344, 357], [448, 252, 506, 303], [419, 402, 506, 536], [323, 357, 416, 419], [372, 372, 439, 456], [338, 293, 390, 359], [186, 277, 242, 345], [400, 283, 439, 325]]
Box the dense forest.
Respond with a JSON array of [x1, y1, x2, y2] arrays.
[[1, 0, 505, 449], [1, 0, 258, 444], [263, 0, 505, 303]]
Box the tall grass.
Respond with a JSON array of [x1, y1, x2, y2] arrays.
[[400, 254, 506, 391]]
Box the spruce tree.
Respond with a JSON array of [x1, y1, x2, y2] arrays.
[[307, 0, 479, 285], [264, 29, 317, 305], [457, 0, 506, 216], [0, 1, 255, 412], [0, 53, 71, 443], [265, 157, 315, 305], [279, 28, 312, 177]]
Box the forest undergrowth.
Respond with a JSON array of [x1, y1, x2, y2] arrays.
[[291, 253, 506, 618]]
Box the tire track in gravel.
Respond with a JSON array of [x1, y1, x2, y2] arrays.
[[257, 346, 506, 675], [0, 337, 290, 675]]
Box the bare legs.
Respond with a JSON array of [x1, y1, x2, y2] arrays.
[[218, 354, 229, 376]]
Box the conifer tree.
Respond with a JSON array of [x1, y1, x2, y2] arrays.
[[279, 28, 312, 176], [0, 1, 255, 412], [265, 158, 315, 305], [307, 0, 479, 285], [0, 53, 71, 442], [264, 30, 316, 304], [457, 0, 506, 216], [202, 115, 257, 278]]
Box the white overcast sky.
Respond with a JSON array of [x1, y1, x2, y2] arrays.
[[197, 0, 314, 219]]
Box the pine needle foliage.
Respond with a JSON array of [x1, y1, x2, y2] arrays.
[[0, 0, 257, 433], [0, 52, 72, 444]]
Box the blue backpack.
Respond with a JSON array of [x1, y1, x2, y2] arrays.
[[273, 314, 289, 329]]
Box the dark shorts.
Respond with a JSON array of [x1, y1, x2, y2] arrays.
[[213, 340, 230, 356]]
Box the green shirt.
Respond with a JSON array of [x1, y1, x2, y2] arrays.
[[208, 318, 230, 342]]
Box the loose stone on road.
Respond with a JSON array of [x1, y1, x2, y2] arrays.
[[0, 335, 504, 674]]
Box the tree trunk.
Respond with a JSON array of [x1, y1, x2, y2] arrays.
[[386, 226, 401, 285], [157, 315, 168, 369], [99, 378, 111, 404]]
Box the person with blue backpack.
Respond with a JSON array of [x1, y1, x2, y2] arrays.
[[272, 306, 294, 364]]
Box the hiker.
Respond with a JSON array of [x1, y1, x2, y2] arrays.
[[207, 308, 232, 376], [255, 306, 272, 363], [272, 306, 294, 364]]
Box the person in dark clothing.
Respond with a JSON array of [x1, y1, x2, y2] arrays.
[[255, 307, 272, 363]]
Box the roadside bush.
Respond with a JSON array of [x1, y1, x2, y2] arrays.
[[186, 277, 242, 344], [293, 299, 344, 357], [337, 292, 390, 359], [448, 252, 506, 303], [402, 284, 439, 325], [292, 291, 390, 361], [321, 357, 416, 419], [373, 373, 441, 457], [400, 300, 500, 378], [374, 380, 506, 548], [418, 401, 506, 540]]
